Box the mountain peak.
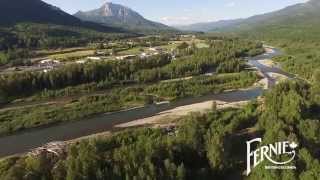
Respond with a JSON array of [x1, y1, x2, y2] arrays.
[[102, 2, 126, 8], [74, 2, 174, 32], [0, 0, 122, 33], [99, 2, 134, 17]]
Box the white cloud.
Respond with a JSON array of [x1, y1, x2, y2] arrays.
[[159, 15, 217, 25], [183, 9, 192, 12], [160, 16, 196, 25], [160, 16, 191, 22], [225, 2, 236, 7]]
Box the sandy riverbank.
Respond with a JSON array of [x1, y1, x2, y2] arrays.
[[257, 59, 276, 68], [264, 47, 275, 53], [267, 72, 288, 83], [115, 100, 249, 128]]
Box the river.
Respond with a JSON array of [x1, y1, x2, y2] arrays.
[[0, 46, 293, 158]]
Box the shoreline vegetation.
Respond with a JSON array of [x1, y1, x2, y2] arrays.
[[2, 35, 319, 179], [0, 71, 260, 136], [3, 78, 319, 180], [115, 100, 251, 128], [0, 38, 264, 136], [1, 0, 320, 178]]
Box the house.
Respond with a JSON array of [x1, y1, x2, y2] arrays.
[[116, 55, 137, 60], [76, 60, 87, 64], [40, 59, 60, 65], [149, 47, 163, 52], [180, 34, 196, 39], [140, 52, 148, 58], [87, 56, 101, 60], [140, 52, 153, 58], [95, 51, 106, 55], [39, 59, 60, 68], [43, 69, 52, 73]]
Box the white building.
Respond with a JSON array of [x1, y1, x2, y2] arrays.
[[40, 59, 60, 65], [76, 60, 87, 64], [149, 47, 163, 52], [87, 57, 101, 60], [116, 55, 137, 60]]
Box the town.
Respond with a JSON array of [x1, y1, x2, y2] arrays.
[[0, 0, 319, 179], [0, 34, 204, 74]]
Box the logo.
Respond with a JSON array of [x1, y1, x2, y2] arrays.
[[246, 138, 298, 175]]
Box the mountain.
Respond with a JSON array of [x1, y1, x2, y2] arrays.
[[0, 0, 122, 32], [176, 0, 320, 33], [175, 19, 244, 32], [74, 2, 175, 33], [0, 0, 129, 51], [220, 0, 320, 32], [174, 0, 320, 81], [230, 0, 320, 81]]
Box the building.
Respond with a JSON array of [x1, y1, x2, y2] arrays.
[[39, 59, 61, 69], [140, 52, 154, 59], [95, 51, 106, 55], [149, 47, 163, 52], [76, 60, 87, 64], [116, 55, 137, 60], [87, 56, 101, 60], [39, 59, 60, 65]]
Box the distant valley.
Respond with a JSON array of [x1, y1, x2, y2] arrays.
[[176, 0, 320, 34], [1, 1, 320, 179]]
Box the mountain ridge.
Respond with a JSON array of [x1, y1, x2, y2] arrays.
[[0, 0, 130, 51], [0, 0, 123, 33], [74, 2, 176, 33], [175, 19, 244, 32], [175, 0, 318, 32]]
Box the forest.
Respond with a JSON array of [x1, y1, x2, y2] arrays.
[[0, 38, 263, 135], [0, 79, 319, 180], [0, 39, 263, 102], [0, 23, 130, 65], [239, 20, 320, 81], [0, 71, 257, 135]]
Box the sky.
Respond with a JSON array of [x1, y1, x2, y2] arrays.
[[43, 0, 309, 25]]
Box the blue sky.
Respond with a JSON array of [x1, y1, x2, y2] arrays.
[[43, 0, 309, 25]]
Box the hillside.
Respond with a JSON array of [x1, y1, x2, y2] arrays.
[[177, 0, 320, 34], [0, 0, 123, 32], [178, 0, 320, 80], [0, 0, 80, 26], [175, 19, 244, 32], [223, 0, 320, 34], [233, 0, 320, 80], [0, 0, 129, 52], [74, 2, 176, 33]]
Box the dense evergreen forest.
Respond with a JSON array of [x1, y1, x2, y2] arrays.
[[238, 16, 320, 80], [209, 0, 320, 81], [0, 79, 319, 180], [0, 23, 130, 65], [0, 0, 319, 179], [0, 72, 257, 135], [0, 38, 263, 135], [0, 39, 263, 102]]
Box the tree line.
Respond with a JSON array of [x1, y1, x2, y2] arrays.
[[0, 39, 263, 103], [0, 54, 172, 101], [0, 80, 319, 180], [0, 71, 257, 135]]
